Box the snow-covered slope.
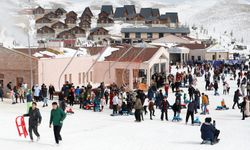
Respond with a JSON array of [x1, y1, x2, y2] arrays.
[[0, 0, 249, 48]]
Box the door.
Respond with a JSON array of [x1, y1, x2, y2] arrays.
[[116, 69, 129, 87]]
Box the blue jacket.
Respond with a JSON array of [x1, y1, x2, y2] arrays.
[[200, 123, 215, 141]]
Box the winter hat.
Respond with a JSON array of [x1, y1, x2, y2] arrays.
[[205, 117, 212, 123]]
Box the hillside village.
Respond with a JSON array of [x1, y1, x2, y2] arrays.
[[0, 4, 249, 91]]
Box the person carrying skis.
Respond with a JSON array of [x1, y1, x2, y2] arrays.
[[49, 102, 66, 145], [23, 102, 42, 142]]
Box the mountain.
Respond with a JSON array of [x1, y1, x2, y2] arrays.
[[0, 0, 249, 47]]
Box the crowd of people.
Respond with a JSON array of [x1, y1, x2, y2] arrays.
[[1, 61, 250, 145]]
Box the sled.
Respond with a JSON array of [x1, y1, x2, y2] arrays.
[[66, 108, 74, 114], [172, 116, 182, 122], [15, 116, 28, 138]]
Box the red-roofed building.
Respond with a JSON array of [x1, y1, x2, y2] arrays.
[[94, 46, 169, 90]]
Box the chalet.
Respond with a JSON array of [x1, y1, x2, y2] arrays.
[[36, 17, 51, 24], [68, 26, 86, 38], [79, 20, 91, 29], [140, 8, 159, 20], [51, 21, 68, 29], [101, 5, 113, 16], [98, 11, 109, 19], [65, 16, 77, 28], [51, 21, 68, 34], [66, 11, 78, 20], [126, 14, 144, 23], [33, 6, 45, 15], [80, 13, 92, 22], [160, 12, 179, 28], [44, 12, 59, 20], [82, 7, 93, 17], [124, 5, 136, 16], [37, 26, 55, 38], [121, 27, 190, 43], [89, 27, 110, 41], [55, 8, 67, 16], [57, 30, 76, 39], [97, 17, 114, 26], [113, 7, 128, 21], [35, 17, 52, 28]]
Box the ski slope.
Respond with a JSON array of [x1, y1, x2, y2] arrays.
[[0, 67, 249, 150]]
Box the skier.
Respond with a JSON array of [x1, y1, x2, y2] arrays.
[[49, 102, 66, 145], [23, 102, 42, 142], [200, 117, 220, 145]]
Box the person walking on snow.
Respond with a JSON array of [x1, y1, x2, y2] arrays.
[[160, 96, 170, 121], [23, 102, 42, 142], [186, 100, 195, 125], [49, 102, 66, 145]]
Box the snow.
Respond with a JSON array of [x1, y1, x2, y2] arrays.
[[97, 46, 119, 62], [0, 67, 250, 150]]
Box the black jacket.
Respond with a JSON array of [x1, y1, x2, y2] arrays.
[[187, 101, 196, 112], [24, 108, 42, 126]]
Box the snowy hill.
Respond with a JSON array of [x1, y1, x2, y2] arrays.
[[0, 0, 249, 48]]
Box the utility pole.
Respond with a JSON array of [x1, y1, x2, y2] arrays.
[[27, 31, 33, 88]]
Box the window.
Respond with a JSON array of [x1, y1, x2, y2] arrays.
[[153, 64, 159, 73], [64, 74, 67, 82], [161, 63, 166, 73], [69, 74, 72, 83], [125, 32, 130, 38], [135, 32, 141, 39], [147, 33, 152, 39], [191, 56, 195, 61], [219, 55, 221, 58], [212, 55, 216, 60], [159, 33, 164, 38], [78, 73, 81, 84], [198, 56, 201, 61]]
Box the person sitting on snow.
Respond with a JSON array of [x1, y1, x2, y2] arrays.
[[200, 117, 220, 145]]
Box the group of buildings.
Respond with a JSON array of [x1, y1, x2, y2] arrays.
[[34, 5, 189, 47], [0, 5, 234, 93]]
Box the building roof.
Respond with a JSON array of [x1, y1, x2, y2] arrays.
[[124, 5, 136, 15], [165, 12, 179, 23], [104, 47, 160, 62], [140, 8, 153, 19], [151, 35, 191, 44], [83, 47, 105, 56], [55, 8, 67, 14], [114, 7, 126, 18], [152, 9, 160, 17], [121, 27, 190, 34], [90, 27, 108, 33], [177, 43, 209, 50], [101, 5, 113, 15]]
